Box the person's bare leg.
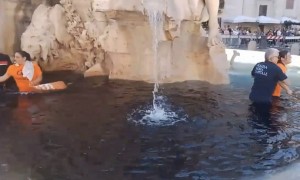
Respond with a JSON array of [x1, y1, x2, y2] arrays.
[[204, 0, 222, 47]]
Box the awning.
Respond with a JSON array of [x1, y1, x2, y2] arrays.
[[223, 16, 257, 23], [280, 16, 300, 24], [257, 16, 281, 24]]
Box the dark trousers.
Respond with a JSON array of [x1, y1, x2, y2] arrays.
[[0, 84, 4, 93], [250, 102, 272, 121]]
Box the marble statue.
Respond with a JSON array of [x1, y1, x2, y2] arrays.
[[14, 0, 228, 84]]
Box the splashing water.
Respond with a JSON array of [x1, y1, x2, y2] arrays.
[[147, 7, 163, 111], [128, 95, 188, 126], [128, 2, 187, 126]]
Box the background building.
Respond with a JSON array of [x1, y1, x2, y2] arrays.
[[223, 0, 300, 20], [221, 0, 300, 34]]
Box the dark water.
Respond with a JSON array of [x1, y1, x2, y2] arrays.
[[0, 71, 300, 180]]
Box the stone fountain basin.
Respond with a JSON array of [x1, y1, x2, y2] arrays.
[[0, 50, 300, 179], [226, 49, 300, 68], [226, 49, 300, 81]]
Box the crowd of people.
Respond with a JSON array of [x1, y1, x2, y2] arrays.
[[220, 25, 252, 36], [220, 25, 300, 37]]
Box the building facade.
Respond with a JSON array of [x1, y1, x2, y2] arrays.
[[223, 0, 300, 19]]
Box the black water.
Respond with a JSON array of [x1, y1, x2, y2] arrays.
[[0, 71, 300, 180]]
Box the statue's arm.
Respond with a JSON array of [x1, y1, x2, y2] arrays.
[[204, 0, 222, 46], [204, 0, 219, 27]]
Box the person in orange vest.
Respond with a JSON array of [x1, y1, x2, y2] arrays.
[[272, 50, 292, 97], [0, 51, 43, 92]]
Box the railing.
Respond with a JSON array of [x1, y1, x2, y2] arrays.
[[219, 35, 300, 49]]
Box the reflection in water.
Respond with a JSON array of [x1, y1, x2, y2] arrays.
[[0, 74, 299, 179], [0, 94, 46, 126]]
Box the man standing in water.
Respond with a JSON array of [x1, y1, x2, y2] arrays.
[[249, 48, 293, 116], [0, 53, 12, 92]]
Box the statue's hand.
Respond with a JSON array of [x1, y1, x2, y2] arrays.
[[207, 30, 224, 48]]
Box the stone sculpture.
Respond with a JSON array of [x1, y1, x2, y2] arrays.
[[18, 0, 229, 84]]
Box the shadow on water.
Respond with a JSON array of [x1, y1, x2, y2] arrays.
[[0, 72, 300, 179]]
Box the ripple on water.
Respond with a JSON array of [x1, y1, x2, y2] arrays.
[[291, 134, 300, 142], [270, 148, 299, 163], [175, 170, 208, 178], [127, 95, 188, 126]]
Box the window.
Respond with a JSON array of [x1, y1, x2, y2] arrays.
[[219, 0, 225, 9], [286, 0, 294, 9], [259, 5, 268, 16]]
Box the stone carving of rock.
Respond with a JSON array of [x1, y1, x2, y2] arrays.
[[84, 63, 106, 77], [21, 0, 105, 72], [17, 0, 228, 84], [21, 4, 57, 61]]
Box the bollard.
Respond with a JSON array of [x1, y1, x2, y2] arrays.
[[291, 43, 300, 55], [259, 36, 268, 49], [248, 40, 257, 51]]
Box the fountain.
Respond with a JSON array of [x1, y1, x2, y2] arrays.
[[144, 0, 164, 109], [127, 0, 187, 126], [10, 0, 228, 125], [0, 0, 229, 84], [1, 1, 300, 179]]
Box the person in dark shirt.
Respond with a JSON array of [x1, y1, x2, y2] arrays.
[[249, 48, 293, 120], [250, 48, 292, 104], [0, 53, 12, 92]]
